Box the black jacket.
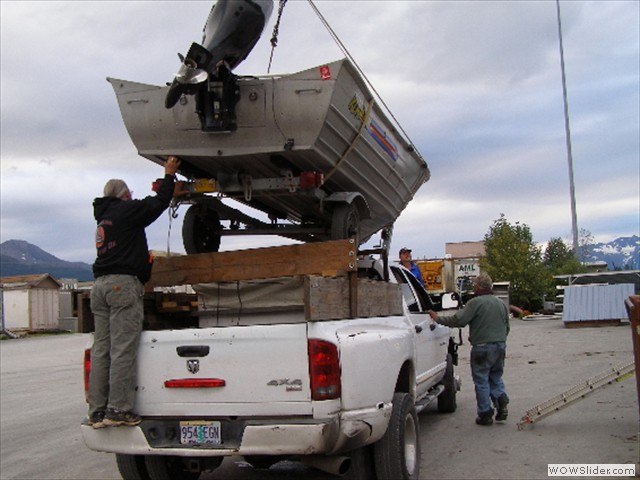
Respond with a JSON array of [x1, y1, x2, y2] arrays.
[[92, 174, 175, 283]]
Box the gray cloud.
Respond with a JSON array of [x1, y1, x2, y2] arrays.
[[1, 0, 638, 265]]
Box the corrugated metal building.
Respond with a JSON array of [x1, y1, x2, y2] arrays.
[[1, 274, 62, 332], [562, 283, 635, 325]]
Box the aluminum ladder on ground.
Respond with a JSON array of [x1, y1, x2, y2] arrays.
[[517, 361, 635, 430]]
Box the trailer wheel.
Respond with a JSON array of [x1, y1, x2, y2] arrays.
[[182, 204, 222, 254], [145, 455, 200, 480], [374, 392, 420, 480], [331, 203, 360, 244], [437, 354, 457, 413], [116, 454, 151, 480]]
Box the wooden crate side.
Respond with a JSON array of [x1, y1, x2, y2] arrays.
[[357, 280, 403, 318], [304, 276, 350, 320], [304, 276, 402, 321], [148, 239, 357, 288]]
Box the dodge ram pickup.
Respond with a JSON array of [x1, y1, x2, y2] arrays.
[[81, 239, 459, 480]]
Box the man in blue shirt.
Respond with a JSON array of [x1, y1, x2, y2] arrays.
[[399, 247, 425, 287]]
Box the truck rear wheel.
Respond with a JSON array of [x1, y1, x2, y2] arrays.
[[115, 454, 150, 480], [374, 392, 420, 480], [182, 204, 222, 254], [144, 455, 200, 480]]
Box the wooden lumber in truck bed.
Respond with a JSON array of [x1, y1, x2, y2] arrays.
[[147, 239, 403, 321], [148, 239, 357, 288]]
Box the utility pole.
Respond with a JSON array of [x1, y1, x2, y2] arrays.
[[556, 0, 580, 261]]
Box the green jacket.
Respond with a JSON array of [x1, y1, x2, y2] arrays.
[[436, 294, 510, 346]]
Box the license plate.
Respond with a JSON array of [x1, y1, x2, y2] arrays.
[[179, 421, 221, 445]]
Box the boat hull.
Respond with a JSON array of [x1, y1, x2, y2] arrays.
[[107, 58, 429, 243]]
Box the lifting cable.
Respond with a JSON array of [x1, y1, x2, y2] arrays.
[[268, 0, 288, 74], [267, 0, 413, 146], [306, 0, 413, 144]]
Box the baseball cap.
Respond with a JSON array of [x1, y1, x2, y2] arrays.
[[399, 247, 412, 254]]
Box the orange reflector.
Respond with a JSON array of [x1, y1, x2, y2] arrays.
[[164, 378, 226, 388], [83, 349, 91, 396]]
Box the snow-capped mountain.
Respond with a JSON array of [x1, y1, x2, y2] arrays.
[[587, 235, 639, 270]]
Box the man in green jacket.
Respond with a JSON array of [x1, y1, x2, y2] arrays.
[[429, 272, 510, 425]]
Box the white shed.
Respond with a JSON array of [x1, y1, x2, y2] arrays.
[[1, 274, 62, 332], [562, 283, 635, 326]]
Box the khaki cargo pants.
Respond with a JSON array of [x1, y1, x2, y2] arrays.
[[88, 274, 144, 416]]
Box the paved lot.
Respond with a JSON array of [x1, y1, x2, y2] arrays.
[[420, 317, 638, 479], [1, 317, 637, 479]]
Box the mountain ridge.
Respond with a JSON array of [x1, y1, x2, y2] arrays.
[[588, 234, 639, 270], [0, 240, 93, 281]]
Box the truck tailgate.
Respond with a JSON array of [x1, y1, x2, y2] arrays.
[[134, 323, 313, 417]]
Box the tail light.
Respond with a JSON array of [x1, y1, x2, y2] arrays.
[[308, 339, 341, 400], [164, 379, 226, 388], [299, 171, 324, 189], [83, 349, 91, 400]]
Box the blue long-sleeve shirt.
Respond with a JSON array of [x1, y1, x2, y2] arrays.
[[409, 262, 424, 287]]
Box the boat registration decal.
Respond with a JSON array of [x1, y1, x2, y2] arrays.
[[320, 65, 332, 81], [348, 94, 366, 123]]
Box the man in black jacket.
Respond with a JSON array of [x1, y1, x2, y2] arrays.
[[88, 156, 181, 428]]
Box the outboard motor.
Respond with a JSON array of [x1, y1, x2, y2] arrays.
[[165, 0, 274, 131]]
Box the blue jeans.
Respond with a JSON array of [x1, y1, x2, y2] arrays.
[[470, 342, 507, 415]]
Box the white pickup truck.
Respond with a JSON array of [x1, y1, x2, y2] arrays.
[[81, 240, 459, 480]]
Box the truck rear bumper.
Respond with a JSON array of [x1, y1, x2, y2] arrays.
[[81, 421, 336, 457], [81, 403, 391, 457]]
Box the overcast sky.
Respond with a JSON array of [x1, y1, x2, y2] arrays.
[[1, 0, 638, 265]]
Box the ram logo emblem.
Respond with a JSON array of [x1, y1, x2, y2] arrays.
[[186, 359, 200, 374]]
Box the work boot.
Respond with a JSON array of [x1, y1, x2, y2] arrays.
[[495, 394, 509, 421], [103, 408, 142, 427], [88, 410, 106, 429], [475, 410, 493, 426]]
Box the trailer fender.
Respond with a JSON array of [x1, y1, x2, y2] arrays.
[[324, 192, 371, 220]]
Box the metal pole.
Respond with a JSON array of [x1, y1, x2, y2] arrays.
[[556, 0, 580, 260]]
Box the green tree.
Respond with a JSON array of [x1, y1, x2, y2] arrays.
[[544, 237, 583, 276], [481, 214, 550, 311], [543, 236, 585, 302]]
